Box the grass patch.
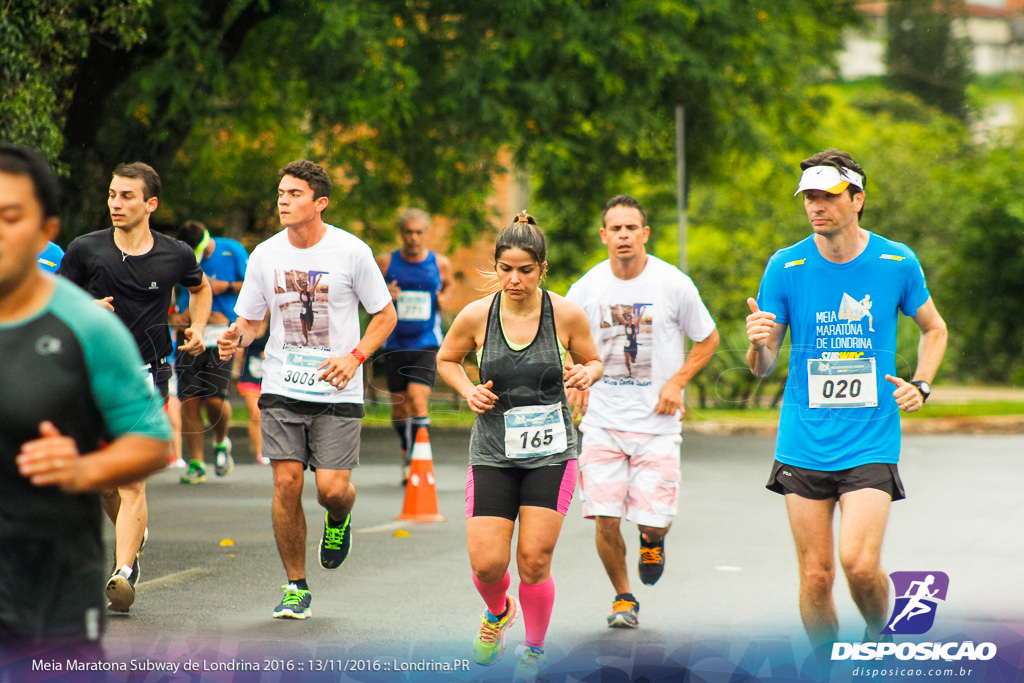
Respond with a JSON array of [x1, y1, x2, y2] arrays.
[[901, 402, 1024, 419], [228, 398, 1024, 430]]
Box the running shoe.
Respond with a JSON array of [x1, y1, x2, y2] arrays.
[[106, 567, 134, 613], [512, 645, 548, 683], [106, 528, 147, 613], [272, 584, 311, 619], [214, 437, 233, 476], [180, 460, 206, 484], [607, 593, 639, 629], [401, 464, 411, 486], [255, 454, 270, 465], [318, 511, 352, 570], [472, 595, 518, 666], [170, 456, 187, 468], [638, 533, 665, 586]]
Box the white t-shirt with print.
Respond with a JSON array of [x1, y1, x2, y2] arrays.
[[566, 255, 716, 435], [235, 225, 392, 404]]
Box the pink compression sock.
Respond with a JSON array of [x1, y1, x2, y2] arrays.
[[519, 575, 555, 649], [472, 570, 511, 616]]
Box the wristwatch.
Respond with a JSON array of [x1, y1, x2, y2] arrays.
[[910, 380, 931, 403]]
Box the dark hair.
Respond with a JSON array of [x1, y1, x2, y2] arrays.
[[112, 162, 161, 200], [495, 211, 546, 266], [177, 220, 207, 249], [601, 194, 647, 228], [280, 160, 332, 203], [398, 208, 430, 230], [0, 144, 61, 219], [800, 148, 866, 218]]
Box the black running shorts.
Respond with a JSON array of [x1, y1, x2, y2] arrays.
[[381, 348, 439, 393], [466, 461, 577, 521], [175, 346, 232, 399], [766, 460, 906, 501]]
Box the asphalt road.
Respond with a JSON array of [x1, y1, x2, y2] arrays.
[[29, 429, 1024, 681]]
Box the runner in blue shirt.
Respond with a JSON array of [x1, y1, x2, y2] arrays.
[[745, 148, 948, 649], [376, 208, 453, 484], [174, 221, 249, 483], [37, 241, 64, 272]]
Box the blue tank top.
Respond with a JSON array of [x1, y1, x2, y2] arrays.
[[384, 250, 442, 350]]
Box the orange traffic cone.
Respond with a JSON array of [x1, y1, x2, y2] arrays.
[[397, 427, 446, 522]]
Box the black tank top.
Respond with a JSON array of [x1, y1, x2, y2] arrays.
[[468, 290, 576, 468]]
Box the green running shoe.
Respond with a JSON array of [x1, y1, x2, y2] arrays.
[[512, 645, 549, 683], [214, 437, 233, 477], [272, 584, 311, 619], [318, 511, 352, 569], [472, 595, 518, 666], [180, 460, 206, 484]]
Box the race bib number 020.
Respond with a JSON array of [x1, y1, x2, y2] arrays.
[[807, 357, 878, 409], [396, 290, 432, 321], [503, 403, 568, 459], [279, 350, 336, 396]]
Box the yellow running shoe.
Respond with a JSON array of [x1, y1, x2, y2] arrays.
[[512, 645, 549, 683], [472, 595, 518, 665]]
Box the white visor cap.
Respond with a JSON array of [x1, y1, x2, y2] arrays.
[[794, 166, 864, 196]]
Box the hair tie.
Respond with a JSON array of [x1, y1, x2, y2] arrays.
[[515, 210, 530, 223], [194, 229, 211, 262]]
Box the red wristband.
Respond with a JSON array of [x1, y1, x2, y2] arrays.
[[350, 348, 366, 364]]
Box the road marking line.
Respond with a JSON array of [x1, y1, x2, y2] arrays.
[[138, 567, 211, 589], [357, 521, 408, 534]]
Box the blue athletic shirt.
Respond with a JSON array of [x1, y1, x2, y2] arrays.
[[37, 241, 64, 272], [177, 236, 248, 318], [383, 249, 442, 350], [756, 232, 930, 470]]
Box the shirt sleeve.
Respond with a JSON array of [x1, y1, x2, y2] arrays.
[[756, 253, 789, 325], [234, 249, 268, 321], [55, 238, 85, 286], [178, 240, 205, 289], [565, 281, 580, 305], [353, 243, 394, 314], [80, 307, 170, 440], [675, 275, 717, 342], [900, 252, 931, 317]]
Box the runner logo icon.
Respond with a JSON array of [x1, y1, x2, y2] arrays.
[[882, 571, 949, 635]]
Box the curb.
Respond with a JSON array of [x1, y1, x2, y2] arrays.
[[226, 416, 1024, 437], [680, 415, 1024, 436]]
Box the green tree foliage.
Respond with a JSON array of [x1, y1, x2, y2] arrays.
[[945, 138, 1024, 384], [885, 0, 973, 121], [0, 1, 149, 162], [646, 82, 1022, 388], [58, 0, 286, 236], [3, 0, 862, 246]]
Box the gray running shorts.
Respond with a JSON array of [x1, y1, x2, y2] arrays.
[[261, 407, 361, 470]]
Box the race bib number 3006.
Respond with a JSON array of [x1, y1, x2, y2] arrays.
[[807, 357, 878, 409], [279, 350, 337, 396]]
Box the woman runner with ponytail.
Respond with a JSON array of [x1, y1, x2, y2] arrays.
[[437, 212, 602, 682]]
